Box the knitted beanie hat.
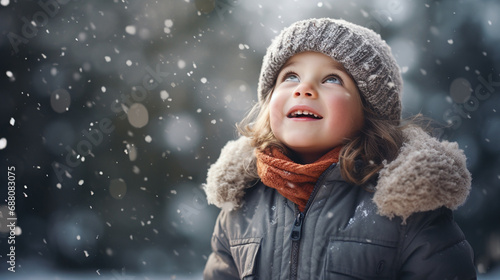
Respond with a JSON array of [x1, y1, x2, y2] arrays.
[[258, 18, 403, 121]]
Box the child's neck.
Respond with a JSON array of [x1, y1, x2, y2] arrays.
[[292, 151, 326, 165]]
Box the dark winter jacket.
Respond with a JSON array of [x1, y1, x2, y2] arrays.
[[203, 127, 476, 279]]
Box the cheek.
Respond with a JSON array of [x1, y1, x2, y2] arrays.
[[327, 95, 351, 114], [268, 105, 281, 135], [347, 95, 364, 130], [327, 95, 363, 128], [268, 95, 284, 127]]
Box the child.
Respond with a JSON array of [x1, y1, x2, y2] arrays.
[[203, 18, 476, 279]]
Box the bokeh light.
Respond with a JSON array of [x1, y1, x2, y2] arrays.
[[109, 178, 127, 200]]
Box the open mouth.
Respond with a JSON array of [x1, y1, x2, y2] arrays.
[[287, 110, 323, 119]]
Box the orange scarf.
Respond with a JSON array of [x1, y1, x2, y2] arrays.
[[256, 146, 342, 212]]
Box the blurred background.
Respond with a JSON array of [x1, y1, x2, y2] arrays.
[[0, 0, 499, 279]]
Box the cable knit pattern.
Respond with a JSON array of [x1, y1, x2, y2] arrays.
[[258, 18, 403, 121], [203, 127, 471, 221]]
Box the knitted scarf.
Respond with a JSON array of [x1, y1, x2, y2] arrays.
[[256, 146, 342, 212]]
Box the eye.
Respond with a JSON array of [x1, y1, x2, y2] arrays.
[[283, 72, 299, 82], [324, 75, 342, 85]]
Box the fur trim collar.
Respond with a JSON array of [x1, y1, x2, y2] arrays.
[[203, 127, 471, 221]]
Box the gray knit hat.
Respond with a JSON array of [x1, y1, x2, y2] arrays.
[[258, 18, 403, 121]]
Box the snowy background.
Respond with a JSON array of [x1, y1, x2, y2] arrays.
[[0, 0, 499, 278]]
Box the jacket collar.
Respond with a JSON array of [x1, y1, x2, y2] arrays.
[[203, 127, 471, 221]]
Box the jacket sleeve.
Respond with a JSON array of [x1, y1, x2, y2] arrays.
[[203, 210, 240, 280], [398, 207, 477, 279]]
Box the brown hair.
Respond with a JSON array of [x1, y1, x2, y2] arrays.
[[237, 89, 406, 186]]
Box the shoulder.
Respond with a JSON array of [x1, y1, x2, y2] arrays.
[[397, 207, 476, 278], [402, 207, 467, 249], [373, 126, 472, 222], [204, 137, 258, 211]]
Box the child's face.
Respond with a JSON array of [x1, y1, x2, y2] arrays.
[[269, 51, 364, 163]]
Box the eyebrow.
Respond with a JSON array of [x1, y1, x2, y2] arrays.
[[280, 60, 296, 70], [328, 60, 348, 72]]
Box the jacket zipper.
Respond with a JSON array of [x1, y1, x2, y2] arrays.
[[289, 163, 338, 280], [290, 208, 303, 280]]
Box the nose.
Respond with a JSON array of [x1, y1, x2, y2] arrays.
[[293, 82, 318, 99]]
